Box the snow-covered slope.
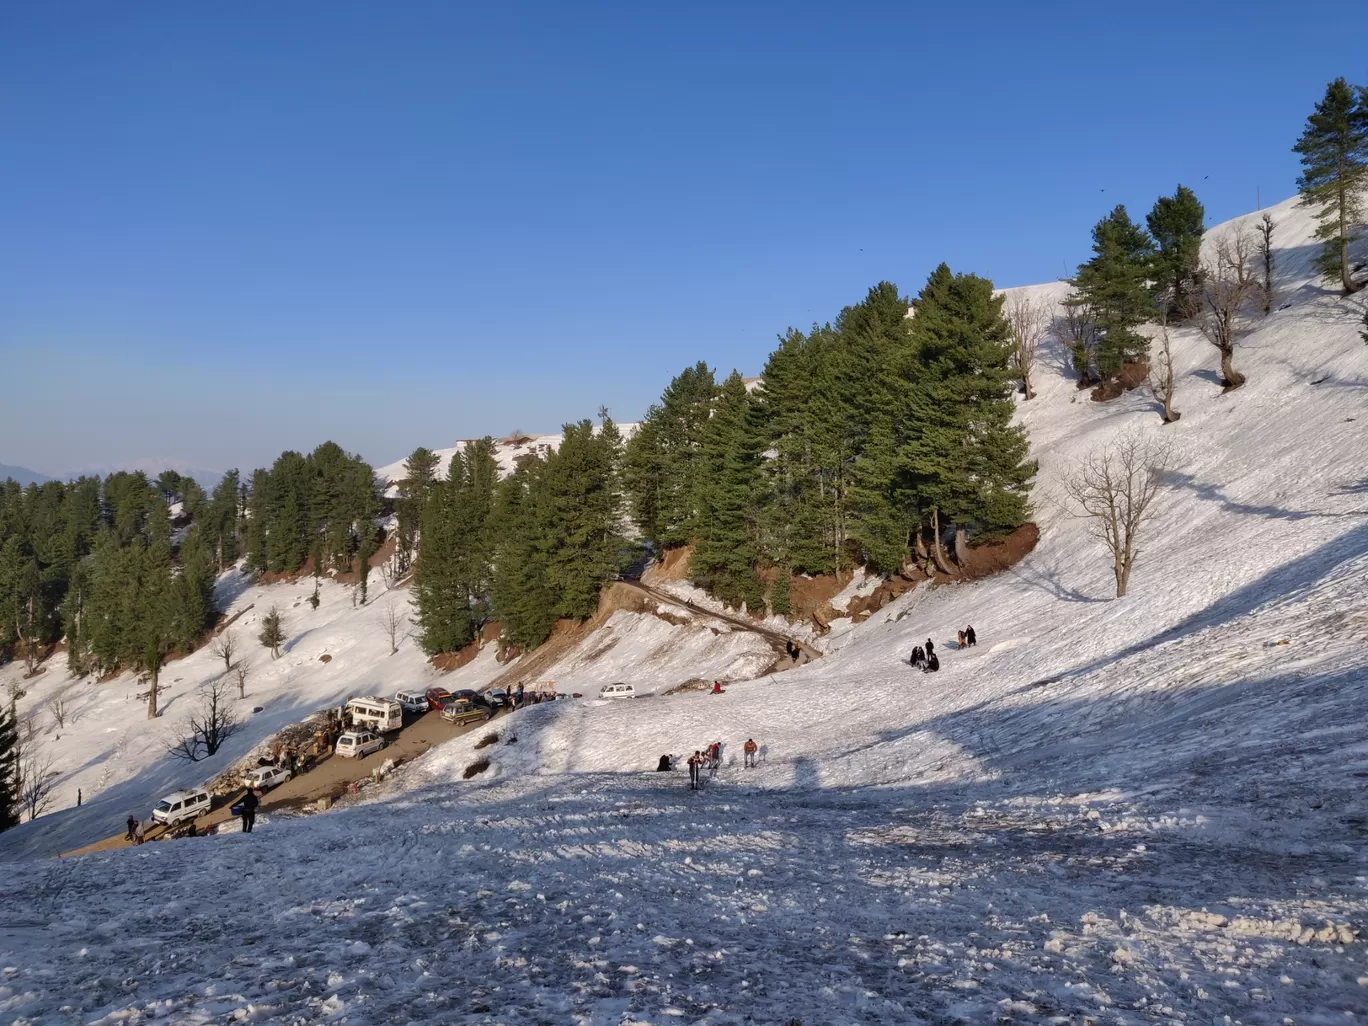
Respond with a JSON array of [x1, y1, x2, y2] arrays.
[[2, 195, 1367, 1024], [374, 423, 639, 496]]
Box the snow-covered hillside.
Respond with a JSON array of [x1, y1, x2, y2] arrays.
[[2, 194, 1367, 1024]]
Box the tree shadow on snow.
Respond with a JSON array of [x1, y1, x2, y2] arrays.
[[1005, 560, 1107, 604]]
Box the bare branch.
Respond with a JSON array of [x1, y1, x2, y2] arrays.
[[1006, 293, 1049, 400], [1054, 295, 1098, 384], [48, 693, 72, 731], [377, 598, 408, 656], [1147, 315, 1181, 425], [18, 744, 58, 821], [1063, 431, 1175, 598], [165, 677, 243, 762], [211, 628, 237, 673], [1197, 228, 1257, 390], [234, 661, 250, 700]]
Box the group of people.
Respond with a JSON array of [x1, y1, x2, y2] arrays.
[[908, 638, 940, 672], [908, 625, 977, 672], [660, 737, 762, 788]]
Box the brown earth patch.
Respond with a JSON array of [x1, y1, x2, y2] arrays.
[[957, 523, 1040, 578], [1090, 360, 1150, 402], [463, 758, 491, 779], [643, 545, 693, 583], [318, 653, 332, 663]]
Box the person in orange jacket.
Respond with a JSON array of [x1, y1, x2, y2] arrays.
[[743, 738, 758, 768]]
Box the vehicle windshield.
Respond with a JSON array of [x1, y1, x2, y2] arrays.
[[156, 800, 172, 812]]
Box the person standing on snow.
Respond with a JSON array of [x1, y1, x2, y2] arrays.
[[688, 751, 703, 790], [743, 739, 758, 768], [966, 625, 977, 647], [925, 638, 935, 659], [909, 645, 924, 668], [709, 742, 722, 776], [240, 787, 260, 833]]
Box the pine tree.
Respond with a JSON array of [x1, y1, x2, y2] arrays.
[[258, 605, 285, 659], [0, 700, 18, 832], [624, 363, 717, 548], [1071, 206, 1157, 379], [1293, 78, 1368, 294], [491, 457, 558, 649], [542, 419, 624, 619], [206, 470, 241, 570], [903, 264, 1037, 557], [691, 371, 763, 608], [1147, 185, 1206, 317], [395, 446, 439, 574]]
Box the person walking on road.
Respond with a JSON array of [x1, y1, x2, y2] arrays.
[[743, 738, 758, 768], [240, 787, 259, 833], [125, 814, 138, 842]]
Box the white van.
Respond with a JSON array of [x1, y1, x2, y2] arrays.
[[394, 689, 429, 714], [599, 682, 636, 700], [152, 788, 211, 826], [346, 696, 404, 733]]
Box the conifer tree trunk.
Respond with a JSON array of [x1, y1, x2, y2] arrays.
[[928, 509, 956, 576]]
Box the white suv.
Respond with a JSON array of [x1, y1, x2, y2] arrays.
[[335, 730, 386, 759]]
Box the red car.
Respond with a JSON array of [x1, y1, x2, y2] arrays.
[[425, 687, 453, 711]]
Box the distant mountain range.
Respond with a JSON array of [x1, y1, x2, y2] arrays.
[[1, 461, 223, 490], [0, 464, 53, 487]]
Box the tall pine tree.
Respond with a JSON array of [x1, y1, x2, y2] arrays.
[[1146, 185, 1206, 317], [691, 371, 763, 608], [1071, 206, 1156, 379], [1293, 77, 1368, 294]]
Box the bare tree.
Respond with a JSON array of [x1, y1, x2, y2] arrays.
[[1148, 317, 1181, 424], [1063, 431, 1175, 598], [234, 660, 250, 700], [18, 745, 58, 821], [1255, 214, 1275, 315], [211, 628, 237, 672], [1055, 296, 1097, 384], [166, 677, 242, 762], [377, 599, 407, 656], [1197, 228, 1257, 390], [1006, 293, 1049, 400], [48, 694, 72, 730]]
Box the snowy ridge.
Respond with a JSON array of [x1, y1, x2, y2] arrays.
[[2, 194, 1367, 1023], [374, 423, 640, 496]]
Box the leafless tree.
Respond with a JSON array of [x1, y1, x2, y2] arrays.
[[234, 660, 250, 700], [166, 677, 242, 762], [377, 598, 408, 656], [1255, 214, 1275, 315], [1063, 431, 1175, 598], [211, 628, 237, 672], [18, 744, 58, 821], [1055, 296, 1097, 384], [1197, 228, 1257, 390], [1006, 293, 1049, 400], [1148, 317, 1181, 424], [49, 693, 72, 730]]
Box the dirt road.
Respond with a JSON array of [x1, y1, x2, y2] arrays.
[[62, 706, 508, 857]]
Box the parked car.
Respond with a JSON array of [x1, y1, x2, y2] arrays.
[[441, 699, 493, 727], [335, 730, 386, 759], [395, 689, 430, 714], [486, 689, 509, 708], [425, 687, 453, 711], [599, 682, 636, 699], [345, 696, 404, 733], [451, 688, 490, 707], [152, 788, 211, 826], [242, 765, 292, 792]]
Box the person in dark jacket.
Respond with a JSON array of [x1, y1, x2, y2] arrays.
[[965, 625, 977, 647], [240, 787, 259, 833], [925, 638, 935, 658], [923, 652, 940, 673], [909, 646, 925, 667], [126, 814, 138, 842]]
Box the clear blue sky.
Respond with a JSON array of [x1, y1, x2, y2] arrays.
[[2, 1, 1361, 479]]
